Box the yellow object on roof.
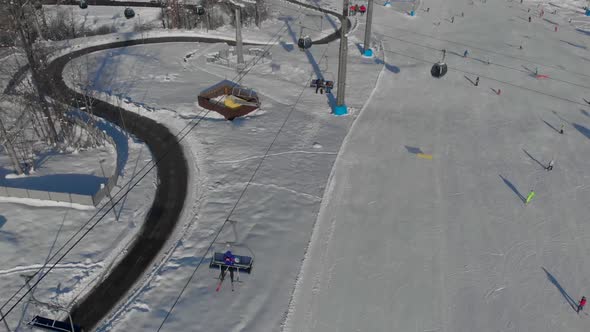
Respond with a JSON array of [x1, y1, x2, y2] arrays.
[[224, 95, 259, 109], [224, 95, 243, 109]]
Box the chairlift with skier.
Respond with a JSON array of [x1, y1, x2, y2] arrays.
[[210, 243, 254, 292], [79, 0, 88, 9]]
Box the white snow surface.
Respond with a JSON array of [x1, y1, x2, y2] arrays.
[[284, 0, 590, 331]]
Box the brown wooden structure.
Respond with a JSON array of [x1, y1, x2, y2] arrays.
[[197, 80, 261, 120]]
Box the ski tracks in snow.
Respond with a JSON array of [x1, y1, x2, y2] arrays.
[[0, 262, 104, 277], [215, 150, 338, 164]]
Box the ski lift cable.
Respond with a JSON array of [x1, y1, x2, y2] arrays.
[[367, 21, 590, 80], [156, 38, 332, 332], [383, 47, 590, 108], [371, 30, 590, 91], [0, 6, 312, 326]]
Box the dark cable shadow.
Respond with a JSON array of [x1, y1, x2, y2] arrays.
[[499, 174, 525, 203], [542, 267, 578, 312], [581, 109, 590, 118], [448, 50, 464, 57], [471, 57, 490, 64], [522, 148, 546, 169], [541, 119, 560, 133], [573, 123, 590, 140], [560, 40, 587, 50]]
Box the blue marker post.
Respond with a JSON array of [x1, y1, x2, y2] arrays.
[[586, 8, 590, 16], [410, 10, 415, 16]]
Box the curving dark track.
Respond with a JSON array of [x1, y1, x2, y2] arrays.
[[29, 2, 349, 329]]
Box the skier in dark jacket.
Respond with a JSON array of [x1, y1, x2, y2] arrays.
[[359, 4, 366, 15]]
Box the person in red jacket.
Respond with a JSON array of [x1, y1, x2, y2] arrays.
[[349, 4, 357, 15], [578, 296, 587, 313], [359, 4, 367, 15]]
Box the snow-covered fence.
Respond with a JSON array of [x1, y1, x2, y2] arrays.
[[0, 119, 121, 208], [0, 185, 96, 206]]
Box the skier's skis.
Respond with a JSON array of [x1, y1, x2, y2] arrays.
[[216, 270, 226, 292]]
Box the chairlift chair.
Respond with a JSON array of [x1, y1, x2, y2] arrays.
[[78, 0, 88, 9], [29, 315, 83, 332], [34, 1, 43, 10], [196, 5, 205, 15], [124, 8, 135, 19]]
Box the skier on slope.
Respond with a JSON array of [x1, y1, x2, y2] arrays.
[[359, 4, 367, 15], [578, 296, 586, 313]]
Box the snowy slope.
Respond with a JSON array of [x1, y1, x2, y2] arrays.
[[284, 0, 590, 331]]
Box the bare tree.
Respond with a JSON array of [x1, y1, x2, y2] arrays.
[[0, 116, 24, 174], [7, 0, 59, 144]]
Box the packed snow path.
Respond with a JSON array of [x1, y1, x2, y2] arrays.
[[285, 0, 590, 331]]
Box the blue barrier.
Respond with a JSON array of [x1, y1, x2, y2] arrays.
[[334, 105, 348, 116]]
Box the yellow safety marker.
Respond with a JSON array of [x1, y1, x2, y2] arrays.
[[416, 153, 433, 160]]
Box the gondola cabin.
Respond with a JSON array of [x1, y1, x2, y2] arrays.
[[124, 8, 135, 19], [298, 36, 312, 51], [431, 62, 448, 78]]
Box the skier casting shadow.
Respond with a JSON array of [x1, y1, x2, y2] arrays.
[[542, 267, 578, 312]]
